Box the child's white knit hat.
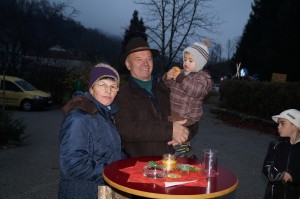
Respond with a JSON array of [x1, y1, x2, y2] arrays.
[[183, 39, 211, 72]]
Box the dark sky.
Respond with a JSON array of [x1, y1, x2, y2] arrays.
[[56, 0, 253, 48]]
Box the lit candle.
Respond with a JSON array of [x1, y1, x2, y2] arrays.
[[162, 153, 177, 172]]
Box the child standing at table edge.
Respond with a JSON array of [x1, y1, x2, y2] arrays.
[[163, 39, 213, 127], [262, 109, 300, 199]]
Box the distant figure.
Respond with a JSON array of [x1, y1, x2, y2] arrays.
[[262, 109, 300, 199], [73, 77, 84, 97], [75, 76, 83, 92]]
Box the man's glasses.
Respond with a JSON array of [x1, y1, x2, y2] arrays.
[[94, 83, 119, 92]]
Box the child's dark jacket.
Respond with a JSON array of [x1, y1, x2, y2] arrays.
[[263, 138, 300, 199]]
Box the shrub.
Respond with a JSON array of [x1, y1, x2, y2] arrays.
[[219, 80, 300, 119], [0, 110, 27, 146]]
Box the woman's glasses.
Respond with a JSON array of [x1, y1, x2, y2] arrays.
[[94, 83, 119, 92]]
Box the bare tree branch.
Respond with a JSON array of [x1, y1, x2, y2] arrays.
[[134, 0, 219, 72]]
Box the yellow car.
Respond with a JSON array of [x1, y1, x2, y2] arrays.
[[0, 75, 52, 111]]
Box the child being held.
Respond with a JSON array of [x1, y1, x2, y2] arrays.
[[163, 39, 213, 126]]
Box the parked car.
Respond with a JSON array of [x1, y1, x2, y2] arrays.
[[0, 75, 52, 111]]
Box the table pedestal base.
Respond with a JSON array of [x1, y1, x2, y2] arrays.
[[98, 185, 132, 199]]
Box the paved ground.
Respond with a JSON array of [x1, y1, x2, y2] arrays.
[[0, 104, 276, 199], [0, 108, 62, 199], [191, 105, 276, 198]]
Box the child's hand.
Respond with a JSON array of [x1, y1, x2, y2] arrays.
[[166, 66, 181, 80], [166, 69, 175, 80], [282, 172, 293, 183]]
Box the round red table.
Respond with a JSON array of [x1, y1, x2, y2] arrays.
[[103, 156, 238, 198]]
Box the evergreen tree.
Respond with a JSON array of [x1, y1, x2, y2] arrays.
[[121, 10, 147, 53], [233, 0, 300, 82], [119, 10, 148, 75]]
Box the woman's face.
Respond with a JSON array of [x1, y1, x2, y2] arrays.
[[125, 50, 153, 81], [89, 78, 119, 106], [183, 52, 196, 72]]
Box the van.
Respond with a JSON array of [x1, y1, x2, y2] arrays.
[[0, 75, 52, 111]]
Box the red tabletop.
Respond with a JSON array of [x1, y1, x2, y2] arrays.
[[103, 156, 238, 199]]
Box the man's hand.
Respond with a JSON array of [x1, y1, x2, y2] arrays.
[[168, 119, 189, 146]]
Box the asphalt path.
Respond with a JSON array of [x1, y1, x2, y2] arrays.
[[0, 104, 276, 199]]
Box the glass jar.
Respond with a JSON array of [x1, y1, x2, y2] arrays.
[[162, 153, 177, 172], [143, 165, 166, 179]]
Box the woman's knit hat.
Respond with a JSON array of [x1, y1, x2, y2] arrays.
[[272, 109, 300, 128], [183, 39, 211, 72], [88, 63, 120, 88]]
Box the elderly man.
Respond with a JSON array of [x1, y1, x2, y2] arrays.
[[115, 37, 199, 157]]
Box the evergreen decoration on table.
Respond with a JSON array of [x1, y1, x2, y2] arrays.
[[176, 164, 200, 173], [147, 161, 159, 168]]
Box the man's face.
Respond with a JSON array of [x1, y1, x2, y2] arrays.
[[125, 50, 153, 81]]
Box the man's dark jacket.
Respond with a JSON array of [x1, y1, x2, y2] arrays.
[[115, 77, 198, 157]]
